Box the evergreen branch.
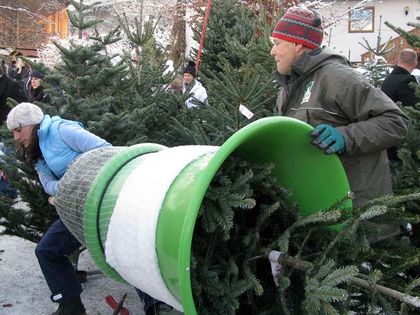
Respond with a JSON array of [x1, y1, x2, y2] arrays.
[[319, 301, 340, 315], [271, 251, 420, 308], [408, 277, 420, 291], [385, 21, 420, 48], [361, 192, 420, 210], [359, 205, 388, 221], [290, 210, 342, 229], [308, 285, 348, 303], [321, 265, 359, 287], [313, 259, 335, 282]]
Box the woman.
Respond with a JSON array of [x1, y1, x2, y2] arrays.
[[7, 102, 111, 315], [182, 61, 208, 109], [14, 59, 31, 95], [28, 70, 51, 103]]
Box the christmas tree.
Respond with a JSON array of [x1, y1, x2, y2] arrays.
[[0, 0, 175, 239], [0, 1, 419, 313], [183, 2, 420, 313], [384, 21, 420, 282]]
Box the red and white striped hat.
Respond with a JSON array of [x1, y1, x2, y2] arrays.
[[272, 6, 323, 49]]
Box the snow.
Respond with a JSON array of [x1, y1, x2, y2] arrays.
[[0, 233, 144, 315]]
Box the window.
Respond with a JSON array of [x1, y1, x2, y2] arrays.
[[348, 6, 375, 33]]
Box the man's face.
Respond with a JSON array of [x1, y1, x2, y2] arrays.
[[13, 125, 35, 148], [270, 38, 301, 75], [183, 73, 194, 85]]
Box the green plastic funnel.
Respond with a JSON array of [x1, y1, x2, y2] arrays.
[[156, 116, 351, 314]]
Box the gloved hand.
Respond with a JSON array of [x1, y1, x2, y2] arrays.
[[310, 124, 345, 154], [35, 159, 54, 177]]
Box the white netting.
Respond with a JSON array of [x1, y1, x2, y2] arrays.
[[54, 146, 124, 244]]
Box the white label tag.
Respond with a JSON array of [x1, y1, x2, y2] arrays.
[[239, 104, 254, 119], [301, 81, 314, 104], [52, 293, 63, 301]]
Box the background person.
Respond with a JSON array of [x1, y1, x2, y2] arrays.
[[381, 48, 419, 163], [14, 58, 31, 96], [381, 48, 420, 107], [0, 62, 27, 123], [1, 59, 9, 77], [28, 70, 51, 103], [169, 74, 183, 94], [0, 62, 27, 198], [270, 6, 408, 208], [182, 61, 208, 109], [8, 60, 17, 79]]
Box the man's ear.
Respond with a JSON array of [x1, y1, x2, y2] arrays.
[[294, 43, 304, 53]]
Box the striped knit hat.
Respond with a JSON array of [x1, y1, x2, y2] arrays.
[[272, 7, 323, 49]]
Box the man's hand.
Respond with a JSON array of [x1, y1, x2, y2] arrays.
[[310, 124, 345, 154]]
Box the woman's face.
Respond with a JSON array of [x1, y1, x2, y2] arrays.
[[13, 125, 35, 148], [31, 77, 42, 89], [183, 73, 194, 85]]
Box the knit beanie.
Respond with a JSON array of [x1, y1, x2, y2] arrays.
[[31, 70, 44, 80], [272, 6, 323, 49], [7, 102, 44, 131], [183, 61, 196, 78]]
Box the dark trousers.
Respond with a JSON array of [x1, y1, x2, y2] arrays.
[[35, 219, 83, 303], [135, 288, 159, 312]]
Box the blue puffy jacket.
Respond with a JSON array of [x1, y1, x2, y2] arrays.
[[36, 115, 111, 195]]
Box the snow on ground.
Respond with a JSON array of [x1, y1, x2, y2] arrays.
[[0, 234, 144, 315]]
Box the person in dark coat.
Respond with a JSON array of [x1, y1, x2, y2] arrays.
[[28, 70, 51, 103], [381, 48, 419, 107], [8, 60, 17, 79], [0, 63, 27, 198], [381, 48, 419, 163], [0, 62, 27, 122]]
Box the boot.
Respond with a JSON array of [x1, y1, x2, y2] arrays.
[[52, 296, 86, 315], [145, 302, 184, 315]]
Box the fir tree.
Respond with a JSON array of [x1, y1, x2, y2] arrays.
[[191, 157, 299, 314], [1, 1, 419, 313], [357, 15, 393, 88], [182, 3, 420, 313], [0, 0, 174, 239], [384, 21, 420, 279]]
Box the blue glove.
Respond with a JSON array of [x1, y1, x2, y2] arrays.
[[310, 124, 345, 154], [35, 159, 55, 178]]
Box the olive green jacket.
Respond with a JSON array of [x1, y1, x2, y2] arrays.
[[274, 48, 408, 208]]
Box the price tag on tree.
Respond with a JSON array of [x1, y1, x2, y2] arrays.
[[239, 104, 254, 120]]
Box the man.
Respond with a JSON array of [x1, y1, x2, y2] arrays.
[[381, 48, 419, 107], [1, 60, 8, 77], [0, 60, 27, 122], [271, 6, 408, 208], [0, 60, 27, 198], [182, 61, 208, 109], [8, 60, 17, 79], [381, 48, 419, 163]]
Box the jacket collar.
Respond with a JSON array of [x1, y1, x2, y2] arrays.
[[273, 47, 350, 85], [391, 65, 412, 75]]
